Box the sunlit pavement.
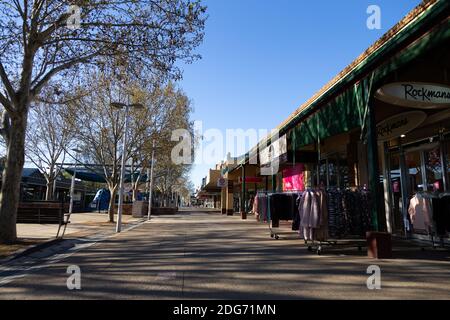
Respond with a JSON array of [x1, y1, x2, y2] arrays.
[[0, 209, 449, 300]]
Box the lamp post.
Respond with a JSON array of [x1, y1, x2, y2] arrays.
[[69, 148, 82, 216], [147, 140, 156, 220], [111, 100, 144, 233]]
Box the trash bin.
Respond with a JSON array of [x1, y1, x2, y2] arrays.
[[366, 232, 392, 259]]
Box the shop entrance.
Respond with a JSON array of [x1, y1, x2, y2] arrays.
[[385, 136, 449, 237]]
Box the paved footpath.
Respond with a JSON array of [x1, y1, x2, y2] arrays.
[[0, 210, 450, 300]]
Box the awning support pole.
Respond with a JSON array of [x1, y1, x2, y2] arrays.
[[366, 97, 381, 232]]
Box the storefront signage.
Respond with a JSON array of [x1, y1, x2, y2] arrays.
[[238, 177, 262, 184], [259, 135, 287, 165], [376, 111, 427, 141], [217, 177, 227, 188], [375, 82, 450, 109]]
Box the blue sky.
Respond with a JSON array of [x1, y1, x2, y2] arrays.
[[179, 0, 422, 190]]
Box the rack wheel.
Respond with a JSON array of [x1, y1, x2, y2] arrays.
[[307, 246, 313, 252], [275, 235, 280, 240], [270, 234, 274, 238], [317, 246, 322, 255]]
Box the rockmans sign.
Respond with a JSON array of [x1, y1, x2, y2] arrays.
[[376, 111, 427, 142], [375, 82, 450, 109]]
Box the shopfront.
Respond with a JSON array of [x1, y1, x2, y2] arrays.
[[240, 1, 450, 243], [223, 1, 450, 251], [375, 79, 450, 241]]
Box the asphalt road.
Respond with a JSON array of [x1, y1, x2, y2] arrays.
[[1, 210, 450, 300]]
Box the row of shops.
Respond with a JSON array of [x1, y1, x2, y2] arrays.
[[199, 0, 450, 245]]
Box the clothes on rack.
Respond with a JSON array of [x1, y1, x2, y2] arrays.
[[254, 193, 269, 222], [327, 189, 346, 238], [408, 193, 432, 232], [298, 190, 322, 240], [259, 188, 372, 241], [314, 190, 329, 242], [252, 195, 258, 219], [269, 193, 300, 228], [326, 188, 372, 238], [292, 194, 302, 231]]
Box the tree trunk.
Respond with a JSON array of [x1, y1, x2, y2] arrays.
[[45, 180, 53, 201], [108, 187, 117, 223], [0, 115, 28, 244]]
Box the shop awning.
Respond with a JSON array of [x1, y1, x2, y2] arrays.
[[292, 6, 450, 148], [238, 0, 450, 162]]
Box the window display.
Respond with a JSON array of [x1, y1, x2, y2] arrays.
[[424, 147, 443, 191]]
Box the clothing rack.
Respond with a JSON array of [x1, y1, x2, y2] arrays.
[[302, 187, 369, 255], [254, 188, 371, 255], [264, 191, 302, 240]]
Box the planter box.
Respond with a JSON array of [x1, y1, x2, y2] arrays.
[[151, 207, 178, 215], [132, 201, 148, 218], [114, 203, 133, 215]]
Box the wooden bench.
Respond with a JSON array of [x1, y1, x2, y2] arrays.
[[17, 201, 70, 238]]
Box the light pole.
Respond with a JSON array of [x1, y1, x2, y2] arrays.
[[111, 101, 144, 233], [69, 148, 82, 216], [147, 140, 156, 220]]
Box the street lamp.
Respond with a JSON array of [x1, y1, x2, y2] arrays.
[[147, 140, 156, 220], [111, 100, 144, 233], [69, 148, 82, 217]]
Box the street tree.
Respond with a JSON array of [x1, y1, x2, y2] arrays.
[[25, 93, 75, 200], [67, 74, 152, 223], [152, 85, 194, 207], [0, 0, 206, 243]]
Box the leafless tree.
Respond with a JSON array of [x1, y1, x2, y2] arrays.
[[151, 84, 194, 207], [25, 97, 75, 200], [66, 74, 154, 222], [0, 0, 206, 243]]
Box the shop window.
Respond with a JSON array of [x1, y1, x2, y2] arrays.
[[318, 153, 350, 188], [389, 153, 403, 232], [404, 150, 423, 195], [424, 147, 443, 192]]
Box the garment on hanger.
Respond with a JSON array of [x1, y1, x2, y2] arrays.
[[314, 190, 328, 241], [269, 193, 299, 227], [298, 190, 321, 241], [256, 193, 269, 222], [327, 189, 346, 238], [253, 194, 259, 220], [408, 193, 432, 232], [292, 193, 302, 231], [326, 188, 372, 238]]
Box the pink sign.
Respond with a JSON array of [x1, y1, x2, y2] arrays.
[[282, 164, 305, 191]]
